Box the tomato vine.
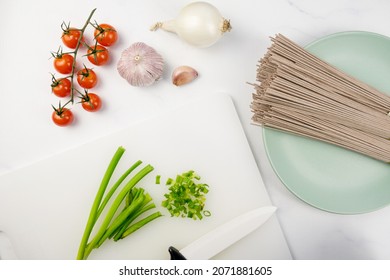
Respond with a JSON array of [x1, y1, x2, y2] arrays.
[[50, 8, 118, 127]]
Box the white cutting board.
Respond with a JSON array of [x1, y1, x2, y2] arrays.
[[0, 94, 291, 260]]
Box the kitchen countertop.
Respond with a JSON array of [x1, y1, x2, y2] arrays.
[[1, 0, 390, 260]]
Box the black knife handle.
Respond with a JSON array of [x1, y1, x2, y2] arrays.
[[168, 246, 187, 260]]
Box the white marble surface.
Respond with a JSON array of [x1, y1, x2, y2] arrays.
[[1, 0, 390, 259]]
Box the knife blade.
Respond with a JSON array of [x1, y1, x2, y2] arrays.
[[168, 206, 277, 260]]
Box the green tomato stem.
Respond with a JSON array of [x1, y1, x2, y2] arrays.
[[67, 8, 97, 104]]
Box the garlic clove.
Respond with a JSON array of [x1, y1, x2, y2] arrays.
[[117, 42, 164, 87], [172, 66, 198, 86]]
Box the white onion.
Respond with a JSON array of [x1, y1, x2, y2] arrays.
[[151, 1, 231, 48]]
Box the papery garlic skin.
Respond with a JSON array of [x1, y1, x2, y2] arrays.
[[172, 66, 198, 86], [117, 42, 164, 87]]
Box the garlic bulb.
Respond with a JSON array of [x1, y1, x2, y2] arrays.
[[117, 42, 164, 87], [172, 66, 198, 86], [150, 2, 231, 48]]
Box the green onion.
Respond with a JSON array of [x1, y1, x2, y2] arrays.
[[203, 210, 211, 217], [161, 170, 210, 220], [76, 146, 162, 260], [121, 212, 162, 238], [96, 160, 142, 219], [76, 146, 125, 260], [155, 175, 161, 184]]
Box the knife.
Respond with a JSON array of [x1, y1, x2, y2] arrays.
[[168, 206, 277, 260]]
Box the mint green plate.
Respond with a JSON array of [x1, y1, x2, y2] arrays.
[[263, 31, 390, 214]]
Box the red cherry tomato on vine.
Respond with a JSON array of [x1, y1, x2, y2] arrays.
[[52, 107, 74, 127], [54, 54, 74, 74], [51, 77, 71, 98], [77, 68, 98, 89], [87, 45, 109, 66], [81, 93, 102, 112], [62, 28, 83, 49], [94, 23, 118, 47]]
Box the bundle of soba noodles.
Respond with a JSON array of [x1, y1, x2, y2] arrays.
[[251, 34, 390, 163]]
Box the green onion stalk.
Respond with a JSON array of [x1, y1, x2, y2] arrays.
[[76, 146, 162, 260]]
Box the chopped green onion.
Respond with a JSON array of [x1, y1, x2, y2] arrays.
[[166, 178, 173, 185], [155, 175, 161, 184], [161, 170, 210, 220]]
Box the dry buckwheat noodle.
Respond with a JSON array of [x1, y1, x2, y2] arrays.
[[251, 34, 390, 163]]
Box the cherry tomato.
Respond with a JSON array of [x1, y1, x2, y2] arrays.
[[87, 45, 109, 66], [51, 77, 71, 98], [94, 23, 118, 47], [77, 68, 98, 89], [62, 28, 83, 49], [54, 54, 74, 74], [52, 107, 74, 126], [81, 93, 102, 112]]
